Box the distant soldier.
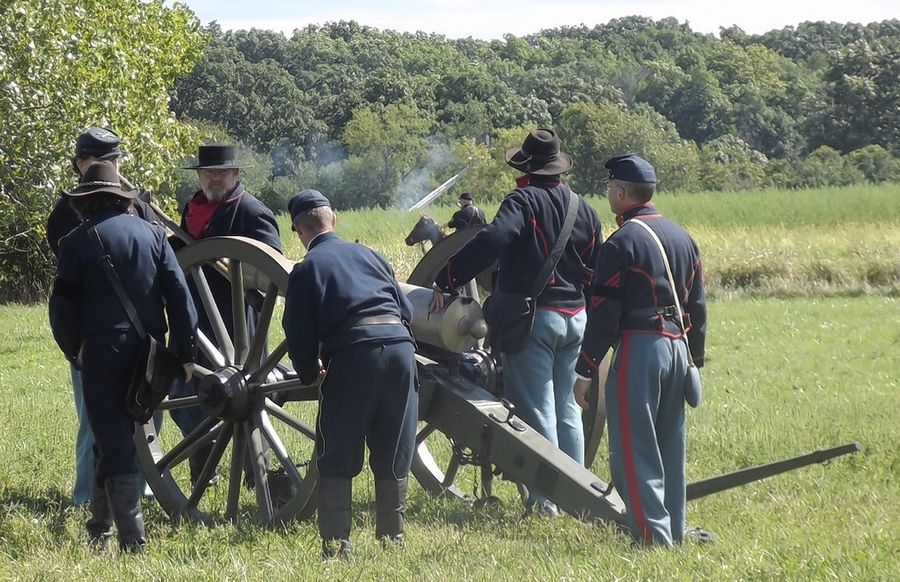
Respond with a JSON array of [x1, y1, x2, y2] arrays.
[[45, 127, 160, 506], [447, 192, 486, 229], [573, 154, 707, 547], [283, 190, 417, 559]]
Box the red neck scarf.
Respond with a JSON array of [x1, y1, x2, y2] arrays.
[[185, 192, 220, 239]]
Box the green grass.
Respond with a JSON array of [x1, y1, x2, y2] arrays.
[[0, 297, 897, 579], [1, 184, 897, 578]]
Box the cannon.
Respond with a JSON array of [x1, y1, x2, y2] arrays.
[[133, 223, 860, 530]]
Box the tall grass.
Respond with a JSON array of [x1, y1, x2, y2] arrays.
[[279, 184, 900, 297]]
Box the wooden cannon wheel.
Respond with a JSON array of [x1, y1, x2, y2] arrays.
[[406, 230, 608, 501], [134, 236, 319, 527]]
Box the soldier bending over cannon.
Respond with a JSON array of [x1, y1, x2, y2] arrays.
[[282, 189, 418, 559]]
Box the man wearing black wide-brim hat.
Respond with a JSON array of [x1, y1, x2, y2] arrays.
[[431, 128, 604, 517], [171, 143, 282, 484]]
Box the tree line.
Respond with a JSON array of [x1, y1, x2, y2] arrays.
[[1, 2, 898, 301], [170, 18, 900, 212]]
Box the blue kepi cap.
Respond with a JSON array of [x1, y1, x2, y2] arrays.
[[604, 154, 657, 184], [289, 189, 331, 220]]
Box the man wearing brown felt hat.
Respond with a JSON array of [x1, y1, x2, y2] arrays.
[[431, 128, 604, 517]]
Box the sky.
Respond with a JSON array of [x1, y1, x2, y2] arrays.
[[173, 0, 898, 39]]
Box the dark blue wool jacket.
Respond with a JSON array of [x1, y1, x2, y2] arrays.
[[283, 232, 414, 385], [435, 177, 603, 311], [576, 203, 707, 378]]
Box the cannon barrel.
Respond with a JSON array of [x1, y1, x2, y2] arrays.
[[399, 282, 487, 353], [686, 442, 861, 501]]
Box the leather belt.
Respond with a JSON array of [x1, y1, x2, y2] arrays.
[[625, 305, 678, 319], [327, 314, 404, 340]]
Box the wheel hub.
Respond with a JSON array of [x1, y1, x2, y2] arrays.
[[198, 365, 258, 421]]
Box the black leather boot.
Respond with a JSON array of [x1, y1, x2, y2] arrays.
[[318, 477, 352, 560], [105, 473, 147, 553], [86, 478, 113, 550], [375, 477, 408, 543]]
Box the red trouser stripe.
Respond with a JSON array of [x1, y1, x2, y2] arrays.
[[617, 334, 651, 544]]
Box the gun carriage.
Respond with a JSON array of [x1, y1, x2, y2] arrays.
[[134, 214, 859, 530]]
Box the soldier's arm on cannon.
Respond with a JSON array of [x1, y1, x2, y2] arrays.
[[434, 194, 527, 292], [282, 264, 321, 385]]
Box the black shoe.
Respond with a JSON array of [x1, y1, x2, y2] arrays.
[[684, 526, 716, 544], [321, 538, 352, 561]]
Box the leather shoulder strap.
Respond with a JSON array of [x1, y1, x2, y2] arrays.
[[530, 189, 580, 298], [87, 225, 147, 339]]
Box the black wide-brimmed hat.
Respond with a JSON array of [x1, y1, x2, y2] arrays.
[[66, 160, 138, 199], [459, 192, 473, 201], [505, 128, 573, 176], [74, 126, 123, 160], [182, 144, 247, 170]]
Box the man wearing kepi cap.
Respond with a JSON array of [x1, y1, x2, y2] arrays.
[[282, 189, 417, 559], [45, 126, 161, 507], [574, 154, 707, 547], [431, 128, 603, 517]]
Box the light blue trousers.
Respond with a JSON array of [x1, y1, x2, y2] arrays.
[[502, 308, 586, 506], [606, 332, 687, 547], [71, 364, 95, 505]]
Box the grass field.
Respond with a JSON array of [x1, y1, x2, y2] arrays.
[[0, 185, 897, 579]]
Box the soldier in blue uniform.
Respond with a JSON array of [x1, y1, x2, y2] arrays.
[[447, 192, 486, 229], [172, 144, 282, 482], [431, 128, 603, 516], [573, 154, 707, 547], [282, 190, 417, 558], [45, 127, 160, 506], [49, 161, 198, 551]]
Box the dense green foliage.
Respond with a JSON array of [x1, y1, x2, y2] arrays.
[[171, 18, 900, 209], [0, 0, 207, 301]]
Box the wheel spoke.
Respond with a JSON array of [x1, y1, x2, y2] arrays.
[[259, 411, 304, 490], [155, 417, 219, 473], [260, 378, 306, 395], [264, 398, 316, 440], [442, 451, 461, 488], [225, 421, 246, 522], [246, 419, 274, 526], [157, 395, 201, 411], [193, 363, 214, 378], [415, 423, 438, 445], [191, 265, 235, 364], [245, 281, 278, 371], [187, 422, 234, 509], [230, 260, 249, 365], [197, 329, 227, 369], [249, 340, 288, 383]]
